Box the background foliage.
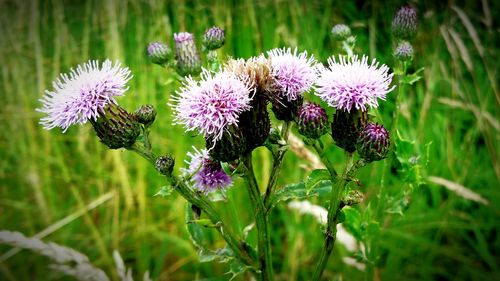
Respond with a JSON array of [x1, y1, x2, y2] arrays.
[[0, 0, 499, 280]]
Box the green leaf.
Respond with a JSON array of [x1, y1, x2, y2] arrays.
[[341, 207, 362, 241], [227, 259, 255, 281], [154, 185, 173, 197], [198, 246, 234, 263], [400, 67, 424, 85], [305, 169, 331, 195], [394, 133, 425, 186], [185, 204, 207, 249], [268, 180, 332, 209]]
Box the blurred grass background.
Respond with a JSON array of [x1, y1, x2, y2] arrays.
[[0, 0, 499, 280]]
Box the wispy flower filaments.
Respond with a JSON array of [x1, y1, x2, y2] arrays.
[[171, 70, 252, 143], [315, 55, 394, 112], [37, 60, 132, 132], [267, 47, 317, 101], [182, 147, 232, 193]]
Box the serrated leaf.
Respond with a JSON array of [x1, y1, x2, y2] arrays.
[[400, 67, 424, 85], [198, 246, 234, 263], [394, 134, 424, 186], [305, 169, 331, 195], [227, 259, 255, 281], [154, 185, 173, 197], [269, 181, 332, 209]]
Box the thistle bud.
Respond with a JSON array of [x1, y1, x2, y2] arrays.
[[203, 26, 225, 50], [156, 155, 175, 176], [91, 104, 141, 149], [356, 122, 390, 162], [146, 41, 172, 65], [239, 96, 271, 153], [271, 96, 303, 122], [174, 32, 202, 76], [394, 41, 414, 61], [297, 103, 329, 139], [392, 6, 418, 40], [134, 104, 157, 127], [331, 110, 367, 153], [331, 24, 351, 40], [206, 125, 247, 163]]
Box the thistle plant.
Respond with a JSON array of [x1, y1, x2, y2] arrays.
[[37, 17, 419, 280]]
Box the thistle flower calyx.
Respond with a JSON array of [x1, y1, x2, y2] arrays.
[[297, 103, 329, 139], [356, 122, 390, 162], [203, 26, 225, 51]]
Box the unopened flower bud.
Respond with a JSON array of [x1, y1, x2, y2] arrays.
[[134, 104, 157, 127], [392, 6, 418, 40], [147, 42, 171, 65], [174, 32, 202, 76], [394, 41, 414, 61], [331, 24, 351, 40], [156, 155, 175, 176], [239, 96, 271, 153], [203, 26, 225, 50], [332, 110, 367, 153], [91, 104, 141, 149], [356, 122, 390, 162], [297, 103, 329, 139]]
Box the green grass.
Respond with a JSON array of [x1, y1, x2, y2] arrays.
[[0, 0, 499, 280]]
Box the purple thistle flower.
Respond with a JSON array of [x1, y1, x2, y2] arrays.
[[315, 55, 394, 112], [182, 147, 232, 194], [37, 60, 132, 132], [267, 47, 317, 102], [171, 69, 252, 143]]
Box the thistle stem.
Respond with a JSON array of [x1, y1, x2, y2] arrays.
[[313, 140, 338, 177], [263, 121, 291, 210], [129, 142, 256, 267], [312, 152, 354, 281], [242, 152, 274, 281]]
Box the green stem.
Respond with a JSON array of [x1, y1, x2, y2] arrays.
[[263, 122, 291, 210], [242, 152, 274, 281], [313, 140, 338, 177], [129, 142, 256, 267], [312, 152, 354, 281], [389, 61, 407, 136]]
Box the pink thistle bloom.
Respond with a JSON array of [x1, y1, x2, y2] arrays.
[[315, 55, 394, 112], [182, 147, 232, 194], [37, 60, 132, 132], [171, 69, 252, 143], [267, 47, 317, 101]]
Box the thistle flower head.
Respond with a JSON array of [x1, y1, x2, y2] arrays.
[[37, 60, 132, 132], [315, 55, 394, 112], [174, 32, 202, 76], [394, 40, 414, 61], [331, 24, 351, 40], [297, 103, 329, 139], [203, 26, 225, 50], [171, 69, 252, 143], [224, 55, 273, 93], [182, 147, 232, 194], [356, 122, 390, 162], [146, 41, 171, 65], [267, 47, 317, 101], [392, 6, 418, 40]]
